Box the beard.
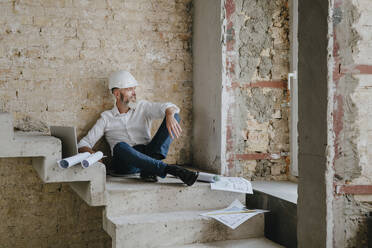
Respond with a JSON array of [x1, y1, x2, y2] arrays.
[[120, 92, 129, 105], [120, 92, 137, 108]]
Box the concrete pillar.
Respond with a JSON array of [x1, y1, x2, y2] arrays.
[[192, 0, 223, 173], [297, 0, 330, 247]]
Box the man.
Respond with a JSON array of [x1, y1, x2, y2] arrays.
[[77, 70, 198, 186]]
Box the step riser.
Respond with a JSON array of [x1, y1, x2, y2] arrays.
[[107, 186, 245, 216], [166, 238, 284, 248], [111, 215, 264, 247], [0, 113, 13, 140]]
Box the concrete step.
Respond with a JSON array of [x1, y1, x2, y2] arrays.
[[0, 112, 106, 206], [165, 238, 284, 248], [105, 175, 245, 217], [104, 209, 264, 248]]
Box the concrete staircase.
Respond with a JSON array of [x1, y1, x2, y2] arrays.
[[0, 112, 283, 248], [102, 176, 278, 247], [0, 113, 106, 206]]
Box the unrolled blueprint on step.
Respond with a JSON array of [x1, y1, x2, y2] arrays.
[[211, 177, 253, 194], [200, 199, 268, 229]]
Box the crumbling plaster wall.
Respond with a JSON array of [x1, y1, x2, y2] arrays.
[[331, 0, 372, 246], [0, 0, 192, 246], [297, 0, 372, 246], [222, 0, 290, 180]]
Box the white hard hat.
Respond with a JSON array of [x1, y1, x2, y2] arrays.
[[109, 70, 138, 90]]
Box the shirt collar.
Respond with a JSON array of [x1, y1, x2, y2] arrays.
[[111, 104, 136, 116], [112, 105, 121, 116]]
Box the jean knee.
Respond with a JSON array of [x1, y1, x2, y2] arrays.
[[113, 142, 131, 154], [174, 113, 181, 122]]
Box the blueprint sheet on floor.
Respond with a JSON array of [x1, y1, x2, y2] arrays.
[[201, 199, 268, 229], [211, 177, 253, 194]]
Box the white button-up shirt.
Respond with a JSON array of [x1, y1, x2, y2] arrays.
[[78, 100, 180, 154]]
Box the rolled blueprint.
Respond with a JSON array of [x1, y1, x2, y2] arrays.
[[58, 152, 91, 169], [197, 172, 221, 183], [81, 151, 103, 168]]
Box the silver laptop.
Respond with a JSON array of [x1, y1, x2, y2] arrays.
[[50, 126, 78, 158]]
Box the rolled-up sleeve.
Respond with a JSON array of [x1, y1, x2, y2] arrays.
[[142, 100, 180, 120], [77, 116, 106, 149]]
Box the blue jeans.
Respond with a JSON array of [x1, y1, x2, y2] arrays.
[[110, 113, 180, 178]]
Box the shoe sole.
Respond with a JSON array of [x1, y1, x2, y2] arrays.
[[108, 171, 129, 177], [140, 178, 158, 183], [186, 171, 199, 186]]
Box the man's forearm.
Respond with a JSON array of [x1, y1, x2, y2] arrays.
[[78, 146, 95, 154], [165, 106, 182, 139]]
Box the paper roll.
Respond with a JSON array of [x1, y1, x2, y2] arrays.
[[57, 152, 91, 169], [197, 172, 221, 183], [81, 151, 103, 168]]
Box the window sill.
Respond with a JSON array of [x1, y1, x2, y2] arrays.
[[251, 181, 298, 204]]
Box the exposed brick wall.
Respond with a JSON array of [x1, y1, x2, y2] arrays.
[[0, 0, 192, 164], [0, 0, 192, 246], [222, 0, 290, 180]]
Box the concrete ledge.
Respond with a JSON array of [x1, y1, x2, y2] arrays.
[[251, 180, 298, 204], [247, 181, 297, 248]]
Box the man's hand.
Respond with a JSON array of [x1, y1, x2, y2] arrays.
[[78, 147, 103, 163], [165, 108, 182, 139], [78, 147, 95, 154]]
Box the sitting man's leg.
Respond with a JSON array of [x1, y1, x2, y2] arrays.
[[132, 144, 159, 182], [144, 113, 181, 160], [111, 142, 167, 178], [136, 113, 179, 181], [111, 140, 198, 186], [142, 113, 199, 186]]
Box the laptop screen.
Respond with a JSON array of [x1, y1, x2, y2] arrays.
[[50, 126, 78, 158]]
